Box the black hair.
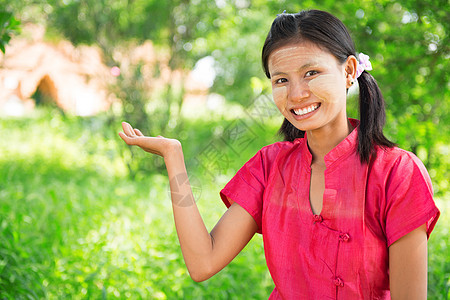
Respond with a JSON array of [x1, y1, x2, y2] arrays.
[[261, 10, 395, 163]]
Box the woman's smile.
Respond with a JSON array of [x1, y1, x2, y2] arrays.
[[291, 103, 321, 118]]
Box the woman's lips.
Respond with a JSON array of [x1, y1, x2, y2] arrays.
[[291, 103, 321, 117]]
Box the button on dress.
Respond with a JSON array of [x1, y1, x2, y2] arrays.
[[220, 119, 439, 299]]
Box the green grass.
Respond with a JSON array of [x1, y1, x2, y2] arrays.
[[0, 109, 274, 299], [0, 109, 448, 299]]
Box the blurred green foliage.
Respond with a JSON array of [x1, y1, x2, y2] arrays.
[[0, 10, 20, 53]]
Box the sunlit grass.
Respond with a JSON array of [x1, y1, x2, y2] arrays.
[[0, 109, 273, 299]]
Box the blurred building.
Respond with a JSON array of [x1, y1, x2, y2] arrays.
[[0, 24, 113, 116], [0, 24, 211, 117]]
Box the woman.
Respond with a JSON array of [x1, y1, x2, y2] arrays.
[[119, 9, 439, 299]]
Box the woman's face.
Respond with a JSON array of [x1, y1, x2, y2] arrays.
[[268, 42, 354, 134]]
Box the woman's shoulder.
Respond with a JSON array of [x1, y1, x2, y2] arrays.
[[372, 145, 431, 186], [374, 146, 425, 168]]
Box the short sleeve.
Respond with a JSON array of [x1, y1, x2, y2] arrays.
[[385, 152, 440, 246], [220, 148, 271, 234]]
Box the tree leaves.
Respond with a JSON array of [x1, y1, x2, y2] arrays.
[[0, 10, 20, 54]]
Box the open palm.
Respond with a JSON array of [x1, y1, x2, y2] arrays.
[[118, 122, 181, 157]]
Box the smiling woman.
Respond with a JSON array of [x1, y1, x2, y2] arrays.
[[119, 9, 440, 300]]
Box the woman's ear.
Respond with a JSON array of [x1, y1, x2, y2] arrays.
[[344, 55, 358, 89]]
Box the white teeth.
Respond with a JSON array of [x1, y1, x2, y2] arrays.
[[293, 104, 319, 116]]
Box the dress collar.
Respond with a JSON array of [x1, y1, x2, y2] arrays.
[[298, 118, 360, 169], [324, 118, 359, 167]]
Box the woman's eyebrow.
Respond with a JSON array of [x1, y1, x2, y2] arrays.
[[270, 61, 321, 77]]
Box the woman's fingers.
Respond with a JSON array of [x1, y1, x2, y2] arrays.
[[122, 122, 145, 138], [134, 128, 144, 136], [119, 122, 139, 145], [119, 122, 170, 156], [119, 129, 152, 148], [118, 132, 135, 145], [122, 122, 135, 137]]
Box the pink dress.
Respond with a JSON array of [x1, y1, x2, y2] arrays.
[[220, 119, 439, 299]]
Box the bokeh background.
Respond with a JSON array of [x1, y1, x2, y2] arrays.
[[0, 0, 448, 299]]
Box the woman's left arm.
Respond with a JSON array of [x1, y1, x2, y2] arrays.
[[389, 224, 428, 300]]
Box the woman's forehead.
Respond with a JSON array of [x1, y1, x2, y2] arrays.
[[268, 43, 331, 71]]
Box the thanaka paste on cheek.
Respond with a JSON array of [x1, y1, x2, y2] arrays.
[[272, 86, 287, 114], [308, 74, 342, 103]]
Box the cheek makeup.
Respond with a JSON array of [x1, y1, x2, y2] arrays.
[[272, 86, 287, 113], [308, 74, 342, 103]]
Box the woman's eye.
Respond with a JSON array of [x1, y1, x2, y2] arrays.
[[305, 70, 318, 77], [275, 78, 288, 84]]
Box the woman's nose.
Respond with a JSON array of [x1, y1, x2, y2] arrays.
[[288, 81, 309, 102]]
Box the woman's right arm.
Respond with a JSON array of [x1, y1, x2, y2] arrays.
[[119, 122, 258, 282]]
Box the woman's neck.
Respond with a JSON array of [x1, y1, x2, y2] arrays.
[[306, 118, 354, 165]]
